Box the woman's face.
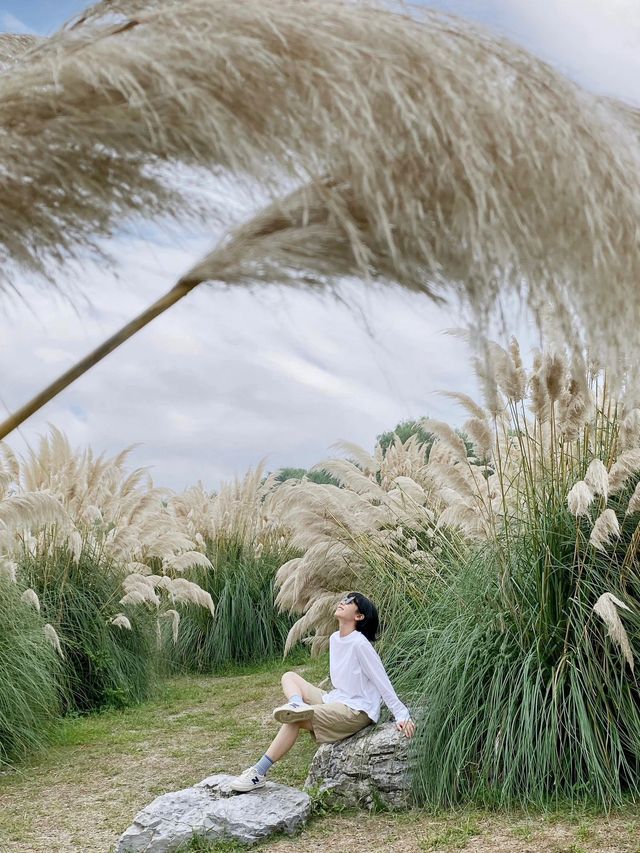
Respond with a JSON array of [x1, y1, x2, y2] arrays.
[[334, 593, 361, 622]]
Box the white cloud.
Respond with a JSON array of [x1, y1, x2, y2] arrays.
[[427, 0, 640, 102], [2, 230, 492, 491]]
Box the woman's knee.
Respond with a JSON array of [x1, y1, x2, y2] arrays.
[[281, 670, 298, 685]]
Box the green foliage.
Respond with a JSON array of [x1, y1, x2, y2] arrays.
[[374, 499, 640, 809], [377, 418, 435, 456], [275, 466, 340, 486], [178, 835, 249, 851], [0, 579, 64, 764], [169, 539, 297, 672], [20, 546, 159, 713], [376, 418, 472, 459]]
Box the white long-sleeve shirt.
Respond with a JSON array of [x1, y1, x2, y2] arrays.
[[321, 628, 410, 723]]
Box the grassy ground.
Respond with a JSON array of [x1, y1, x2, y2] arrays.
[[1, 653, 640, 853]]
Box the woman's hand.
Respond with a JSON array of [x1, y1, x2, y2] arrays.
[[396, 718, 416, 738]]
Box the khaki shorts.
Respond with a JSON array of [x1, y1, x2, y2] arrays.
[[297, 677, 373, 744]]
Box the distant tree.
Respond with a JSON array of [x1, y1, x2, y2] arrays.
[[377, 418, 473, 462], [275, 467, 340, 486], [376, 419, 436, 457]]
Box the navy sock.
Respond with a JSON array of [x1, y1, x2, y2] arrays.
[[255, 754, 274, 776], [289, 693, 303, 706]]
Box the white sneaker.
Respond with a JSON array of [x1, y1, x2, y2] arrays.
[[229, 765, 267, 792], [272, 701, 315, 723]]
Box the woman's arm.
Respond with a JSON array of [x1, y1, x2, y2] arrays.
[[356, 640, 411, 722]]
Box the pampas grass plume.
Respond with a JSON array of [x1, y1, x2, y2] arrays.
[[543, 353, 566, 402], [43, 623, 64, 658], [0, 556, 17, 583], [160, 608, 181, 644], [608, 450, 640, 494], [626, 481, 640, 516], [20, 587, 40, 611], [567, 481, 594, 518], [422, 419, 468, 462], [110, 614, 132, 630], [593, 592, 634, 672], [589, 508, 620, 551], [584, 459, 609, 500]]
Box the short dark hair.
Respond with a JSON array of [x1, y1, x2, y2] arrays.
[[350, 591, 379, 643]]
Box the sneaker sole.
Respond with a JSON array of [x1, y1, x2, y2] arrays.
[[273, 706, 315, 723], [229, 781, 266, 793]]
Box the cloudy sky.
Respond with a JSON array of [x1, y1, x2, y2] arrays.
[[0, 1, 638, 491]]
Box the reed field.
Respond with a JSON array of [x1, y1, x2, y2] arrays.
[[2, 338, 640, 819]]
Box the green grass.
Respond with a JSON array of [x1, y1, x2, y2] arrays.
[[169, 541, 298, 673], [419, 814, 481, 850], [361, 497, 640, 810], [0, 578, 64, 764], [2, 653, 640, 853], [20, 545, 159, 714]]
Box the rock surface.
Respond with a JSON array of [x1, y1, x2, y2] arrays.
[[304, 721, 414, 810], [117, 774, 311, 852]]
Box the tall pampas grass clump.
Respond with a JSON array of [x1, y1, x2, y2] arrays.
[[166, 463, 299, 671], [272, 435, 450, 655], [0, 428, 214, 712], [0, 578, 65, 764], [378, 339, 640, 807]]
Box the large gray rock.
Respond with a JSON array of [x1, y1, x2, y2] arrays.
[[304, 721, 415, 810], [117, 774, 311, 852]]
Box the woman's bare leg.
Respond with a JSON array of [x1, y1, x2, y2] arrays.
[[281, 671, 313, 701], [265, 719, 313, 762]]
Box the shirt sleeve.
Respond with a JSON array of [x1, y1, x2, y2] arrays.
[[356, 640, 410, 722]]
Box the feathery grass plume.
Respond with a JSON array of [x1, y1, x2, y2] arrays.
[[470, 353, 502, 417], [529, 353, 550, 421], [0, 0, 639, 403], [163, 551, 212, 572], [557, 376, 593, 440], [589, 508, 620, 552], [619, 408, 640, 450], [0, 33, 39, 70], [567, 481, 594, 518], [121, 573, 161, 607], [4, 0, 637, 312], [160, 609, 180, 644], [109, 614, 132, 630], [0, 556, 17, 582], [421, 419, 468, 463], [20, 587, 40, 611], [608, 449, 640, 495], [593, 592, 634, 672], [542, 352, 567, 402], [626, 481, 640, 516], [463, 417, 493, 459], [428, 439, 462, 466], [0, 492, 70, 535], [584, 459, 609, 501], [43, 623, 64, 658], [438, 391, 487, 422], [329, 440, 381, 476], [488, 339, 526, 403], [165, 577, 215, 616]]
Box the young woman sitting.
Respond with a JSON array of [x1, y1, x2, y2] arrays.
[[230, 591, 416, 792]]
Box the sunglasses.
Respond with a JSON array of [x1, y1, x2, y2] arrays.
[[339, 594, 357, 606]]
